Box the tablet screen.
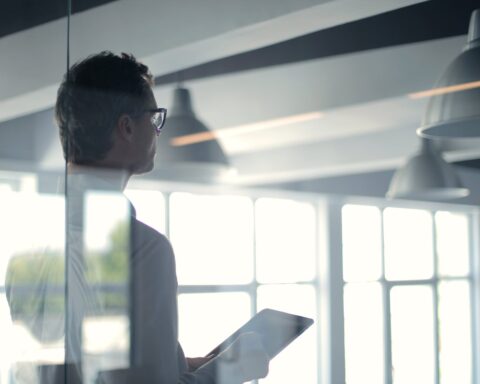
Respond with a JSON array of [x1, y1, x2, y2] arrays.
[[207, 308, 313, 359]]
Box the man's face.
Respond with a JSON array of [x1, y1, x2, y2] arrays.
[[129, 88, 158, 175]]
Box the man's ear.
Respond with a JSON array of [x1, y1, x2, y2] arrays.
[[117, 114, 135, 142]]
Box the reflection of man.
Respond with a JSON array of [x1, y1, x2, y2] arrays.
[[54, 51, 269, 383]]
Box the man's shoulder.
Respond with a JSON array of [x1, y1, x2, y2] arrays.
[[129, 218, 177, 276], [130, 217, 172, 250]]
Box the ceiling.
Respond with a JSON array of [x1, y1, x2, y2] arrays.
[[1, 0, 480, 198], [1, 0, 118, 39]]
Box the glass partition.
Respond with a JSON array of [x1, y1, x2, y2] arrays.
[[0, 1, 68, 382], [3, 1, 480, 384]]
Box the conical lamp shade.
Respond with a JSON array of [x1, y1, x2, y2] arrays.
[[387, 139, 469, 200], [158, 87, 229, 164], [154, 87, 230, 182], [418, 9, 480, 138]]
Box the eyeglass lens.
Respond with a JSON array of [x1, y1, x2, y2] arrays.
[[151, 110, 166, 133]]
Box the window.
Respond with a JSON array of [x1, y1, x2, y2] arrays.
[[133, 191, 319, 384], [0, 190, 65, 383], [170, 193, 254, 285], [4, 181, 476, 384], [342, 204, 476, 384], [1, 186, 319, 383], [255, 198, 316, 284]]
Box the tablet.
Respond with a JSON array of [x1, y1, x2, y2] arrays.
[[207, 308, 314, 359]]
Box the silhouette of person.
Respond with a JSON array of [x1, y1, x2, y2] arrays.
[[51, 51, 269, 384]]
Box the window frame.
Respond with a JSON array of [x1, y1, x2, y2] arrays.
[[2, 176, 479, 384], [339, 197, 480, 384], [127, 183, 322, 383]]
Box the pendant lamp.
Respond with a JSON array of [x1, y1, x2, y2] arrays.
[[154, 86, 230, 182], [387, 139, 469, 200], [417, 9, 480, 138]]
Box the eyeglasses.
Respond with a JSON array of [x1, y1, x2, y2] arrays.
[[145, 107, 167, 136]]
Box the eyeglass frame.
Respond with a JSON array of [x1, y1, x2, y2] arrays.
[[144, 107, 167, 136]]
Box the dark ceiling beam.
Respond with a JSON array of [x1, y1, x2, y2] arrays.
[[155, 0, 478, 86], [1, 0, 118, 39]]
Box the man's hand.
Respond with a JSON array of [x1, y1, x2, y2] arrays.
[[216, 332, 270, 383], [186, 355, 215, 372]]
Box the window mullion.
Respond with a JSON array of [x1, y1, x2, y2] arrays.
[[381, 208, 393, 384], [469, 210, 480, 384], [318, 199, 345, 384], [314, 203, 322, 384], [432, 211, 440, 384], [252, 197, 258, 316]]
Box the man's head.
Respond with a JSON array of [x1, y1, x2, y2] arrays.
[[55, 51, 162, 174]]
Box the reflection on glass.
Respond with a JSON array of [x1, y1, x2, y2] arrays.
[[170, 193, 254, 285], [384, 208, 433, 281], [0, 193, 65, 273], [83, 192, 130, 383], [342, 205, 382, 282], [390, 286, 435, 384], [257, 284, 317, 384], [1, 192, 65, 383], [438, 281, 472, 384], [0, 294, 13, 384], [435, 212, 470, 277], [178, 292, 251, 357], [256, 198, 316, 284], [124, 189, 166, 234], [344, 283, 384, 384], [84, 192, 130, 262]]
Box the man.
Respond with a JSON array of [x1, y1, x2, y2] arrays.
[[53, 51, 269, 383]]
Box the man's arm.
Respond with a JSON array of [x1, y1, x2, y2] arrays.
[[130, 221, 183, 382], [131, 221, 269, 384], [182, 333, 270, 384]]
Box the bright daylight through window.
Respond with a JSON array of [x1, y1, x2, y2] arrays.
[[342, 204, 475, 384]]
